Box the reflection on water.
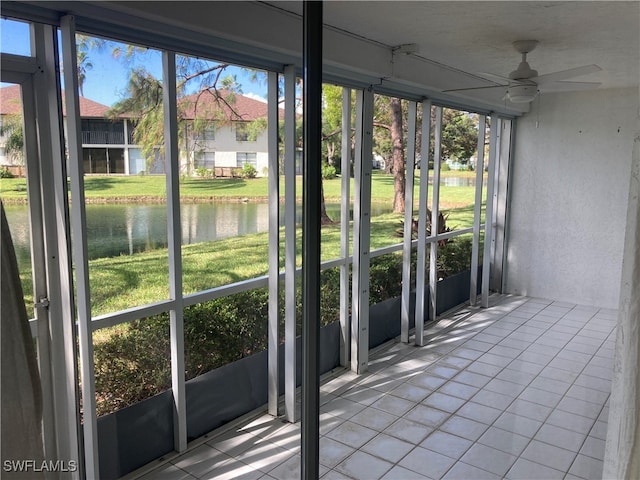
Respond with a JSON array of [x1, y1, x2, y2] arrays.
[[4, 202, 391, 262], [440, 176, 477, 187]]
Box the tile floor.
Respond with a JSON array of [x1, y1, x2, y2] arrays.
[[136, 295, 617, 480]]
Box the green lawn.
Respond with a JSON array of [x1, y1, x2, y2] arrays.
[[0, 169, 485, 205], [4, 170, 485, 317]]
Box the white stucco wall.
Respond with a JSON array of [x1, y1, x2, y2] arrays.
[[196, 124, 269, 175], [504, 87, 638, 308]]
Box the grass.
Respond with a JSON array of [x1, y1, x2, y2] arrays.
[[3, 170, 485, 317], [0, 169, 485, 204]]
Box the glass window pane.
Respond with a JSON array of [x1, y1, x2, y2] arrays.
[[93, 316, 170, 416], [173, 52, 271, 295], [1, 18, 31, 56], [62, 33, 169, 315], [184, 290, 269, 380], [437, 108, 481, 232], [0, 84, 33, 318]]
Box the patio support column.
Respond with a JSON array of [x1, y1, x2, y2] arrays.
[[60, 15, 99, 478], [470, 114, 487, 305], [284, 64, 297, 423], [481, 116, 499, 307], [429, 106, 443, 324], [414, 99, 432, 346], [401, 101, 417, 343], [162, 50, 187, 453], [267, 70, 280, 417], [340, 87, 352, 365], [33, 23, 81, 475], [492, 118, 513, 292], [302, 2, 322, 478], [603, 118, 640, 479], [352, 86, 374, 371]]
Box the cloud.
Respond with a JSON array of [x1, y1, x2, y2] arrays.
[[243, 92, 268, 103]]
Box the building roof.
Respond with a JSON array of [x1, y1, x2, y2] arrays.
[[1, 85, 281, 122], [179, 89, 283, 122], [0, 84, 111, 118]]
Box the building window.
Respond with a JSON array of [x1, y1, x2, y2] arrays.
[[236, 152, 257, 167], [235, 123, 249, 141], [196, 151, 215, 169], [203, 124, 216, 141]]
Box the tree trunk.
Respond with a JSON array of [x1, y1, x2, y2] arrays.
[[320, 180, 332, 224], [391, 97, 405, 213]]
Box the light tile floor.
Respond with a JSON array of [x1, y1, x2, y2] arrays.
[[136, 295, 617, 480]]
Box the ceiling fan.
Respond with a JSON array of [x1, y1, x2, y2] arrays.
[[445, 40, 602, 103]]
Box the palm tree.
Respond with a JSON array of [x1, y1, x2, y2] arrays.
[[76, 49, 93, 97]]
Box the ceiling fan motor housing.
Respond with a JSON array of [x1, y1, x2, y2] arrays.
[[507, 84, 538, 103]]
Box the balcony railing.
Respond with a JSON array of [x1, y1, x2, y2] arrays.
[[82, 130, 125, 145]]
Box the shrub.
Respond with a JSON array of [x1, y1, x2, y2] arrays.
[[321, 164, 337, 180], [195, 167, 211, 178], [0, 167, 14, 178], [241, 164, 257, 179], [92, 236, 474, 416]]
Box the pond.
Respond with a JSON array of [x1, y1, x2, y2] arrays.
[[4, 201, 393, 263]]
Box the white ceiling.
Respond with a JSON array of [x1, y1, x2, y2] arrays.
[[8, 0, 637, 113], [269, 1, 639, 91]]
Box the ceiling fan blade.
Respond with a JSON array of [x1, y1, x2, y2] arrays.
[[533, 64, 602, 84], [443, 84, 506, 93], [478, 72, 513, 83], [538, 81, 602, 93]]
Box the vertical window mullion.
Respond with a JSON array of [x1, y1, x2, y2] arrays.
[[60, 14, 99, 478], [414, 99, 432, 346], [284, 64, 297, 423], [267, 70, 280, 416], [429, 106, 443, 324], [482, 117, 500, 307], [351, 86, 373, 374], [339, 87, 351, 366], [401, 100, 417, 343], [470, 114, 487, 305], [162, 50, 187, 452]]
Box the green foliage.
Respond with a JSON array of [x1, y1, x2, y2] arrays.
[[195, 167, 212, 178], [0, 167, 14, 178], [241, 164, 257, 179], [108, 68, 164, 168], [0, 114, 24, 165], [440, 109, 479, 161], [92, 232, 474, 415], [321, 164, 337, 180]]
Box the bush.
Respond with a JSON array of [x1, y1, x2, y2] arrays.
[[241, 164, 257, 179], [195, 167, 211, 178], [321, 164, 337, 180], [0, 167, 14, 178], [93, 236, 474, 416]]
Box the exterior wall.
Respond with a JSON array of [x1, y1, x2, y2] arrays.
[[504, 87, 638, 308], [193, 123, 268, 175]]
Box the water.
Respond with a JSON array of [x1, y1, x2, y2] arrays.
[[4, 201, 392, 262], [441, 176, 477, 187]]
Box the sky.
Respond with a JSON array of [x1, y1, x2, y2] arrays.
[[1, 18, 268, 107]]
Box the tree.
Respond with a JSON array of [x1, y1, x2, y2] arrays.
[[429, 108, 479, 165], [371, 95, 407, 213], [107, 51, 258, 175], [108, 68, 164, 168], [0, 114, 24, 165], [390, 97, 405, 213], [441, 109, 478, 162]]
